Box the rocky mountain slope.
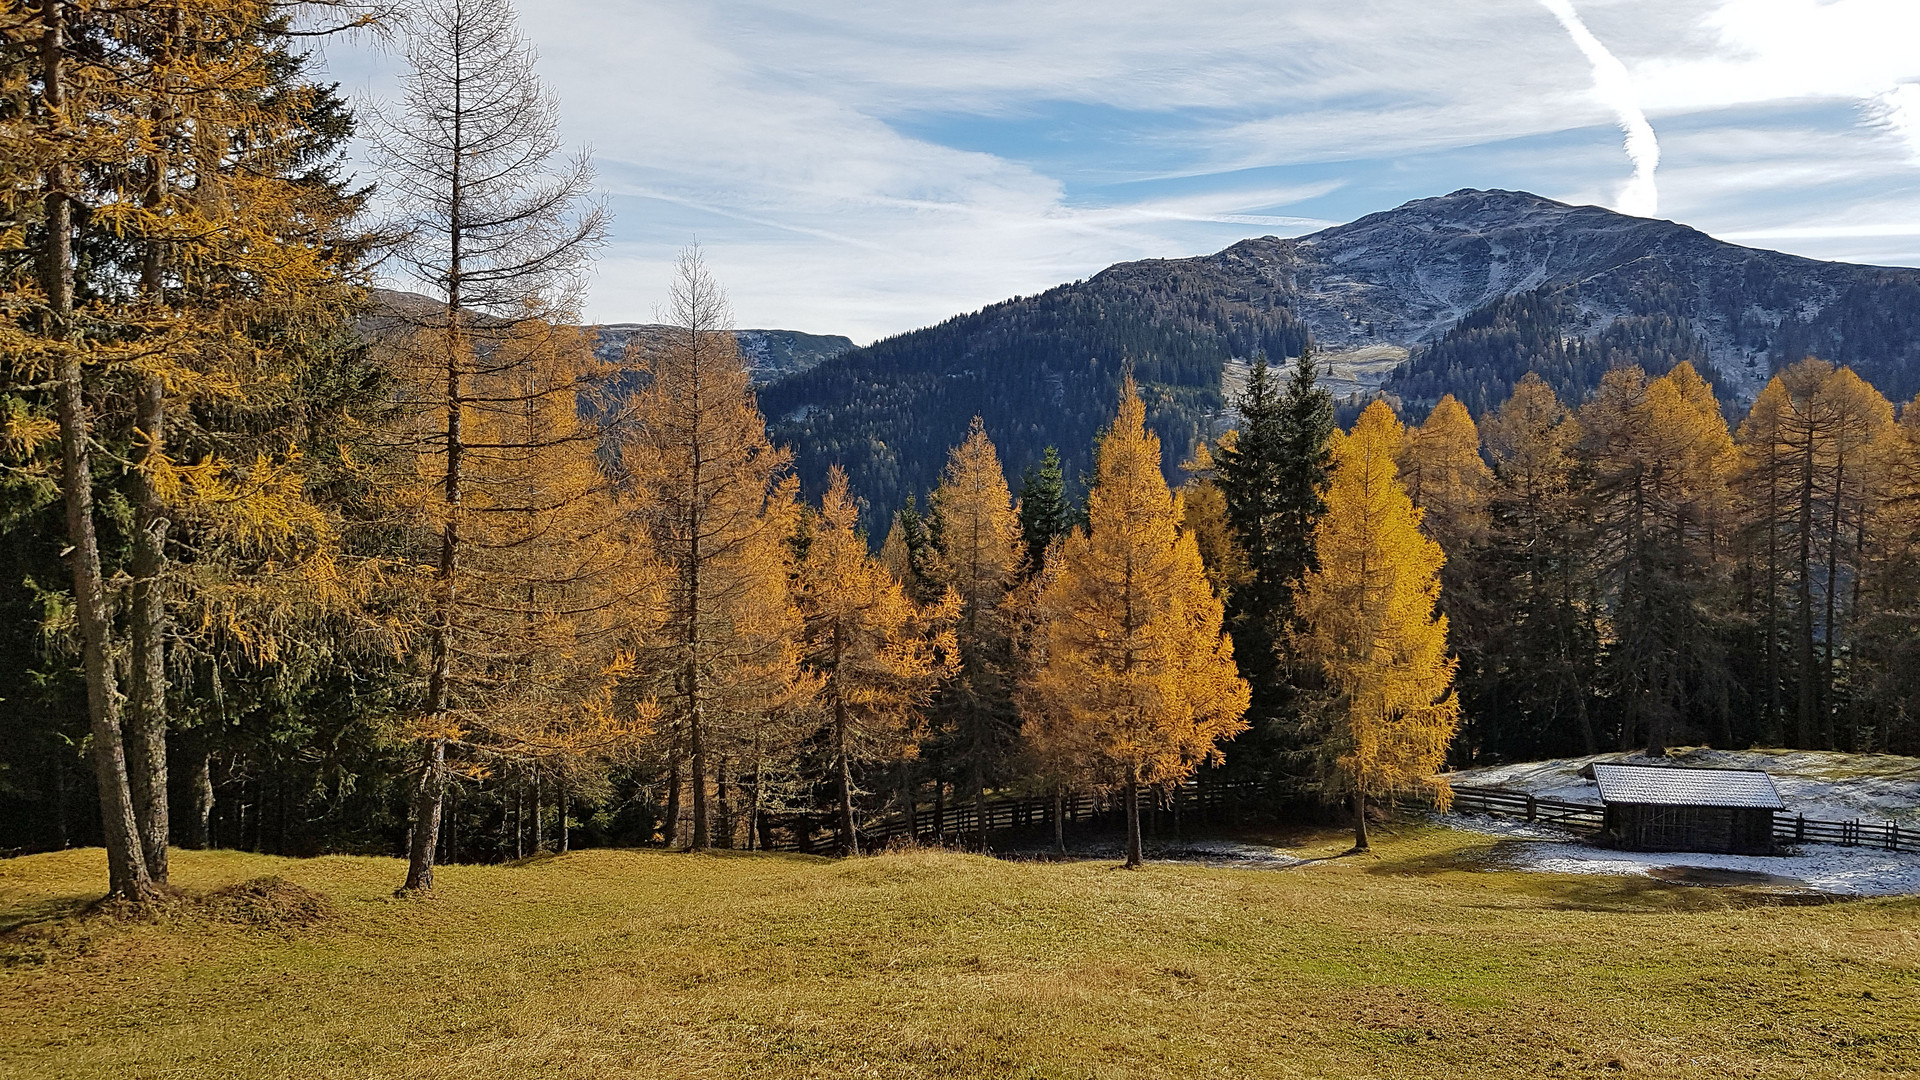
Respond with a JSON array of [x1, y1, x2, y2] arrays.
[[764, 190, 1920, 528]]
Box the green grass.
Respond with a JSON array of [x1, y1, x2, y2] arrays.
[[3, 826, 1918, 1078]]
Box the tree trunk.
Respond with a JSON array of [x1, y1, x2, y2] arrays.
[[747, 754, 763, 852], [1053, 786, 1066, 859], [933, 781, 945, 841], [715, 755, 733, 849], [401, 737, 445, 891], [689, 699, 711, 850], [126, 373, 171, 883], [1796, 432, 1817, 748], [558, 779, 570, 854], [835, 701, 857, 856], [532, 767, 544, 853], [190, 748, 214, 849], [663, 755, 682, 847], [1822, 451, 1845, 751], [1351, 787, 1370, 853], [1124, 777, 1143, 870], [43, 0, 152, 903], [57, 342, 145, 881]]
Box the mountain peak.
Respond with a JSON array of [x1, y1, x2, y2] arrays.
[[764, 189, 1920, 532]]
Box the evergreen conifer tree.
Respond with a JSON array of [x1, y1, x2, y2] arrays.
[[1213, 351, 1333, 783], [1017, 446, 1073, 577]]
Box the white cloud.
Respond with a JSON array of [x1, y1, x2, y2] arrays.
[[320, 0, 1920, 340], [1539, 0, 1660, 217], [1873, 84, 1920, 162]]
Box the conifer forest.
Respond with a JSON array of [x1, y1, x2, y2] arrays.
[[5, 0, 1920, 896], [11, 3, 1920, 1078]]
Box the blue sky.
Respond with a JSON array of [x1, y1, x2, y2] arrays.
[[321, 0, 1920, 343]]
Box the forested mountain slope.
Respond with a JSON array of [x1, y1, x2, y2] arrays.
[[764, 189, 1920, 528], [366, 289, 855, 384]]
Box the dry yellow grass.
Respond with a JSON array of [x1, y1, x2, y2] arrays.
[[3, 825, 1917, 1079]]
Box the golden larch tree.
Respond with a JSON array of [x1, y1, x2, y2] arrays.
[[1294, 400, 1458, 852], [1023, 379, 1249, 869], [1580, 363, 1735, 756], [1179, 439, 1249, 599], [622, 247, 802, 850], [441, 319, 663, 779], [374, 0, 610, 890], [1397, 394, 1492, 552], [797, 469, 957, 854], [1, 0, 373, 898], [1734, 359, 1893, 747], [1856, 397, 1920, 744], [927, 417, 1021, 842]]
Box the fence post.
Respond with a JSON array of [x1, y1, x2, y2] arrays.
[[1796, 814, 1805, 844], [1525, 794, 1537, 823]]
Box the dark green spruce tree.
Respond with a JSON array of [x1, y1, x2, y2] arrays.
[[1213, 351, 1334, 788], [1016, 447, 1074, 576]]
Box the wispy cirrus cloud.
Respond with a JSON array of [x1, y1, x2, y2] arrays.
[[321, 0, 1920, 341]]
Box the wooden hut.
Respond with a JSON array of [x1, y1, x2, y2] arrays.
[[1591, 764, 1783, 855]]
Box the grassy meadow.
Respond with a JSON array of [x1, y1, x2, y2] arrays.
[[3, 825, 1917, 1079]]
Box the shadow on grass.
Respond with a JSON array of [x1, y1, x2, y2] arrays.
[[0, 895, 93, 938]]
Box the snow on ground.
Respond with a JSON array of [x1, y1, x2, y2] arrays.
[[1486, 836, 1920, 896], [1438, 750, 1920, 895], [1163, 840, 1306, 869], [1447, 747, 1920, 825], [998, 836, 1305, 869]]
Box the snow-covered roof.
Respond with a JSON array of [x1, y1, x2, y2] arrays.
[[1591, 764, 1785, 810]]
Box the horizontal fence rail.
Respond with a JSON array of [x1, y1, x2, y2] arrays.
[[1446, 785, 1606, 832], [755, 778, 1920, 857], [761, 777, 1247, 854], [1442, 783, 1920, 855]]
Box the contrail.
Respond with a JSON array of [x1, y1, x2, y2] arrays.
[[1539, 0, 1659, 218]]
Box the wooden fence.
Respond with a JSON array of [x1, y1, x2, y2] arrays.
[[761, 777, 1920, 856], [1779, 814, 1917, 853], [763, 778, 1247, 854], [1445, 783, 1920, 855], [1447, 784, 1606, 832]]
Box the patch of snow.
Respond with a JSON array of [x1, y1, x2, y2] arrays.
[[1436, 812, 1587, 843], [1491, 838, 1920, 897], [993, 836, 1305, 870], [1163, 840, 1306, 869], [1448, 748, 1920, 826]]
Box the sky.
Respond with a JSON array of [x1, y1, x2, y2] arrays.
[[318, 0, 1920, 343]]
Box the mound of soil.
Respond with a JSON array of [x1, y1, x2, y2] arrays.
[[198, 877, 335, 928]]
